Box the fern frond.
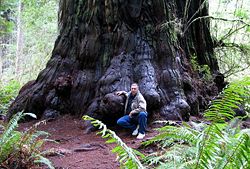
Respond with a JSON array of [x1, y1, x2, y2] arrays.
[[205, 77, 250, 123], [143, 123, 202, 169], [34, 154, 55, 169], [0, 131, 22, 163], [0, 112, 25, 162], [0, 112, 23, 144], [194, 123, 228, 168], [22, 130, 49, 146], [83, 115, 145, 169], [143, 124, 200, 148], [145, 144, 197, 169], [0, 112, 54, 168], [218, 133, 250, 169], [178, 159, 197, 169]]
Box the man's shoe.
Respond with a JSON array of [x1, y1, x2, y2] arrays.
[[132, 125, 139, 136], [136, 133, 145, 139]]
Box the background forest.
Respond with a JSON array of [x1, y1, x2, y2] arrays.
[[0, 0, 250, 168], [0, 0, 58, 112]]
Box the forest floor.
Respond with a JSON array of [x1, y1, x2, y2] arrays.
[[19, 115, 159, 169]]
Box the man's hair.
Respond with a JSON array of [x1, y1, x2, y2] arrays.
[[131, 83, 139, 88]]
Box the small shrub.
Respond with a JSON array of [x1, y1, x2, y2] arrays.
[[0, 112, 54, 169]]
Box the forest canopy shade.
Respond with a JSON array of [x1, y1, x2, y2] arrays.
[[7, 0, 223, 125]]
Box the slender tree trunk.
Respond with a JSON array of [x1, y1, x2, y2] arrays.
[[0, 42, 2, 80], [7, 0, 225, 126], [15, 0, 23, 79]]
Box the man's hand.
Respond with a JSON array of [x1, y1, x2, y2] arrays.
[[129, 112, 133, 118]]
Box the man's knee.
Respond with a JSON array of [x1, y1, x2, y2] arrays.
[[117, 118, 124, 126], [139, 112, 147, 118]]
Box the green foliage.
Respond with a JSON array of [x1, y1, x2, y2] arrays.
[[234, 8, 249, 20], [82, 77, 250, 169], [143, 77, 250, 169], [205, 77, 250, 122], [82, 115, 145, 169], [0, 80, 21, 114], [1, 0, 58, 84], [0, 112, 54, 168], [18, 0, 58, 83], [210, 0, 250, 79], [0, 0, 17, 35], [190, 55, 212, 81]]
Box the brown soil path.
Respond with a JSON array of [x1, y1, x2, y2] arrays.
[[19, 115, 157, 169]]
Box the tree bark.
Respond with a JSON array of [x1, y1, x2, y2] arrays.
[[7, 0, 223, 125], [0, 42, 2, 78], [15, 0, 23, 80]]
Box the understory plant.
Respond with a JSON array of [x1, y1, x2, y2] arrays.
[[0, 112, 54, 169], [143, 77, 250, 169]]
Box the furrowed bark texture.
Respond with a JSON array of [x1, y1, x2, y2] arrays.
[[7, 0, 223, 125]]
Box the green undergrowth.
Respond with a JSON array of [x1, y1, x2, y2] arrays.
[[0, 80, 21, 115], [0, 112, 54, 169], [83, 77, 250, 169]]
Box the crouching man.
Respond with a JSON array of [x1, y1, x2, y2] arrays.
[[116, 83, 147, 139]]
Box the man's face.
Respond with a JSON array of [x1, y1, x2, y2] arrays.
[[130, 84, 138, 96]]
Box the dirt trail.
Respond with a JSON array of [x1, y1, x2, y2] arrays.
[[19, 115, 157, 169]]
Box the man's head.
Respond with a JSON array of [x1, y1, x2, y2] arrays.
[[130, 83, 139, 96]]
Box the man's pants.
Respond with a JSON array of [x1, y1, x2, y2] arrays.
[[117, 112, 147, 134]]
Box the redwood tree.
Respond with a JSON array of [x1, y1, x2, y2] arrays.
[[7, 0, 224, 125]]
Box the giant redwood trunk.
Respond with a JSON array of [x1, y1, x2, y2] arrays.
[[7, 0, 223, 125]]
